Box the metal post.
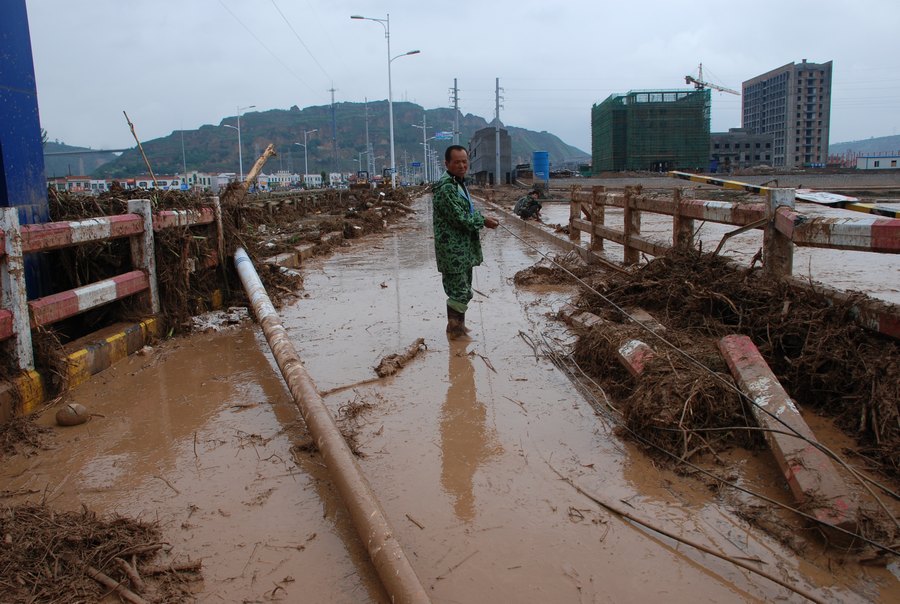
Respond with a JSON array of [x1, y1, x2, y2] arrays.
[[0, 208, 34, 371]]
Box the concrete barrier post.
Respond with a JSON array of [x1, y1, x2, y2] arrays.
[[623, 187, 642, 265], [764, 188, 794, 277], [590, 185, 605, 252], [672, 188, 695, 250], [127, 199, 160, 314], [0, 209, 34, 371], [569, 185, 581, 243]]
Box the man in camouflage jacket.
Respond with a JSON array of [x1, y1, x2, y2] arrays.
[[432, 145, 499, 339]]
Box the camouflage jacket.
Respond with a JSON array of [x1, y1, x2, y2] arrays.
[[431, 171, 485, 274]]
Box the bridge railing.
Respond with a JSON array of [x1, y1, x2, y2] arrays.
[[0, 197, 222, 372], [565, 184, 900, 339]]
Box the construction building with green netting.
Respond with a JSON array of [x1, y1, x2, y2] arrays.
[[591, 89, 711, 173]]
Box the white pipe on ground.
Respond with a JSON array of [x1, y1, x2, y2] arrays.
[[233, 247, 429, 604]]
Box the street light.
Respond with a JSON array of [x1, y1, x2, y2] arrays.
[[224, 104, 255, 182], [351, 14, 420, 189], [293, 128, 318, 180]]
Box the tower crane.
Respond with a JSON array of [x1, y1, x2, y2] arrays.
[[685, 63, 739, 95]]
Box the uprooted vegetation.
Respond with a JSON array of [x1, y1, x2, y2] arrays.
[[567, 250, 899, 478], [519, 248, 900, 550], [0, 502, 199, 603]]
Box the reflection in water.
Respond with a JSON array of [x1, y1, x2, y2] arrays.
[[440, 340, 502, 522]]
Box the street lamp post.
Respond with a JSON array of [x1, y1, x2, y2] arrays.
[[224, 104, 255, 182], [351, 14, 420, 189], [294, 128, 318, 182]]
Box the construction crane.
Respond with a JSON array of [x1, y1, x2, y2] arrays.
[[685, 63, 740, 95]]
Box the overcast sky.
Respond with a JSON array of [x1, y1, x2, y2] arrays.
[[26, 0, 900, 153]]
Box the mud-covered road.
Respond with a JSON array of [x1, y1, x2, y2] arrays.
[[2, 193, 898, 603]]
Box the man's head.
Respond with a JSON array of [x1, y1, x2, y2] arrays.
[[529, 190, 539, 198], [444, 145, 468, 179]]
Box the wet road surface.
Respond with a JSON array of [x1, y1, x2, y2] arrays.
[[2, 194, 898, 603]]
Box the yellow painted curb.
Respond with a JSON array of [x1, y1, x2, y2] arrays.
[[66, 318, 159, 389]]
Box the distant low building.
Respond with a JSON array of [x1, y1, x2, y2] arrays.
[[468, 124, 512, 186], [710, 128, 774, 172], [856, 155, 900, 170]]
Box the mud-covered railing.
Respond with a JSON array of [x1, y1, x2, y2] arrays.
[[568, 185, 900, 264], [0, 198, 221, 372], [567, 185, 900, 339]]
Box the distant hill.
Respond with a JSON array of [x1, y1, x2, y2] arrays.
[[92, 102, 589, 178], [42, 141, 120, 177], [830, 134, 900, 156]]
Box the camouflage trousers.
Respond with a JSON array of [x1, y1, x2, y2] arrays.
[[441, 269, 473, 313]]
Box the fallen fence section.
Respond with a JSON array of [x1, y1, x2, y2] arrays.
[[233, 247, 430, 604], [718, 335, 858, 544]]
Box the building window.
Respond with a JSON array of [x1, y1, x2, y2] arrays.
[[714, 143, 720, 149], [874, 161, 880, 167], [892, 160, 897, 168]]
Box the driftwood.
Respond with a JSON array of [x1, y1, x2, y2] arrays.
[[375, 338, 426, 377]]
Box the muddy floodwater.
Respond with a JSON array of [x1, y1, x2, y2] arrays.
[[2, 194, 898, 603]]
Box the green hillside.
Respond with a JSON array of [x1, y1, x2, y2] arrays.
[[93, 102, 588, 178]]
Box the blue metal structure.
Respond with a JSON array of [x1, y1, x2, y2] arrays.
[[1, 0, 49, 296]]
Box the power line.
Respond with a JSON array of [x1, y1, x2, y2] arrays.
[[217, 0, 317, 95], [268, 0, 332, 83]]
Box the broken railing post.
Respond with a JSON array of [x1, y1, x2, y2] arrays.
[[764, 188, 794, 277], [672, 188, 695, 250], [623, 186, 642, 265], [718, 334, 858, 543], [590, 185, 605, 252], [569, 185, 581, 243]]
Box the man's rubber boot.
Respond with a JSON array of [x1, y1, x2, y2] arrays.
[[446, 307, 471, 340]]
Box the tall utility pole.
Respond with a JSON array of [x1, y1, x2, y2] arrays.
[[450, 78, 460, 145], [329, 85, 338, 175], [412, 114, 428, 183], [364, 98, 374, 176], [495, 77, 502, 186]]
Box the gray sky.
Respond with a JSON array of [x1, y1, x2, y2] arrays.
[[26, 0, 900, 153]]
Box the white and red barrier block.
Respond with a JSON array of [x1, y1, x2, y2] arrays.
[[776, 208, 900, 253], [718, 334, 858, 539]]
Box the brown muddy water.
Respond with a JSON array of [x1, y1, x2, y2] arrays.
[[2, 195, 898, 603]]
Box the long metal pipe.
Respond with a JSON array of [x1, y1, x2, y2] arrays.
[[233, 247, 430, 604]]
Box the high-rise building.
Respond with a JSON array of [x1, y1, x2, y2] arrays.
[[742, 60, 832, 169], [591, 89, 710, 173]]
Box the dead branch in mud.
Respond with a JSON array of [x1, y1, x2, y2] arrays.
[[545, 459, 829, 604], [375, 338, 427, 377], [0, 502, 197, 603]]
